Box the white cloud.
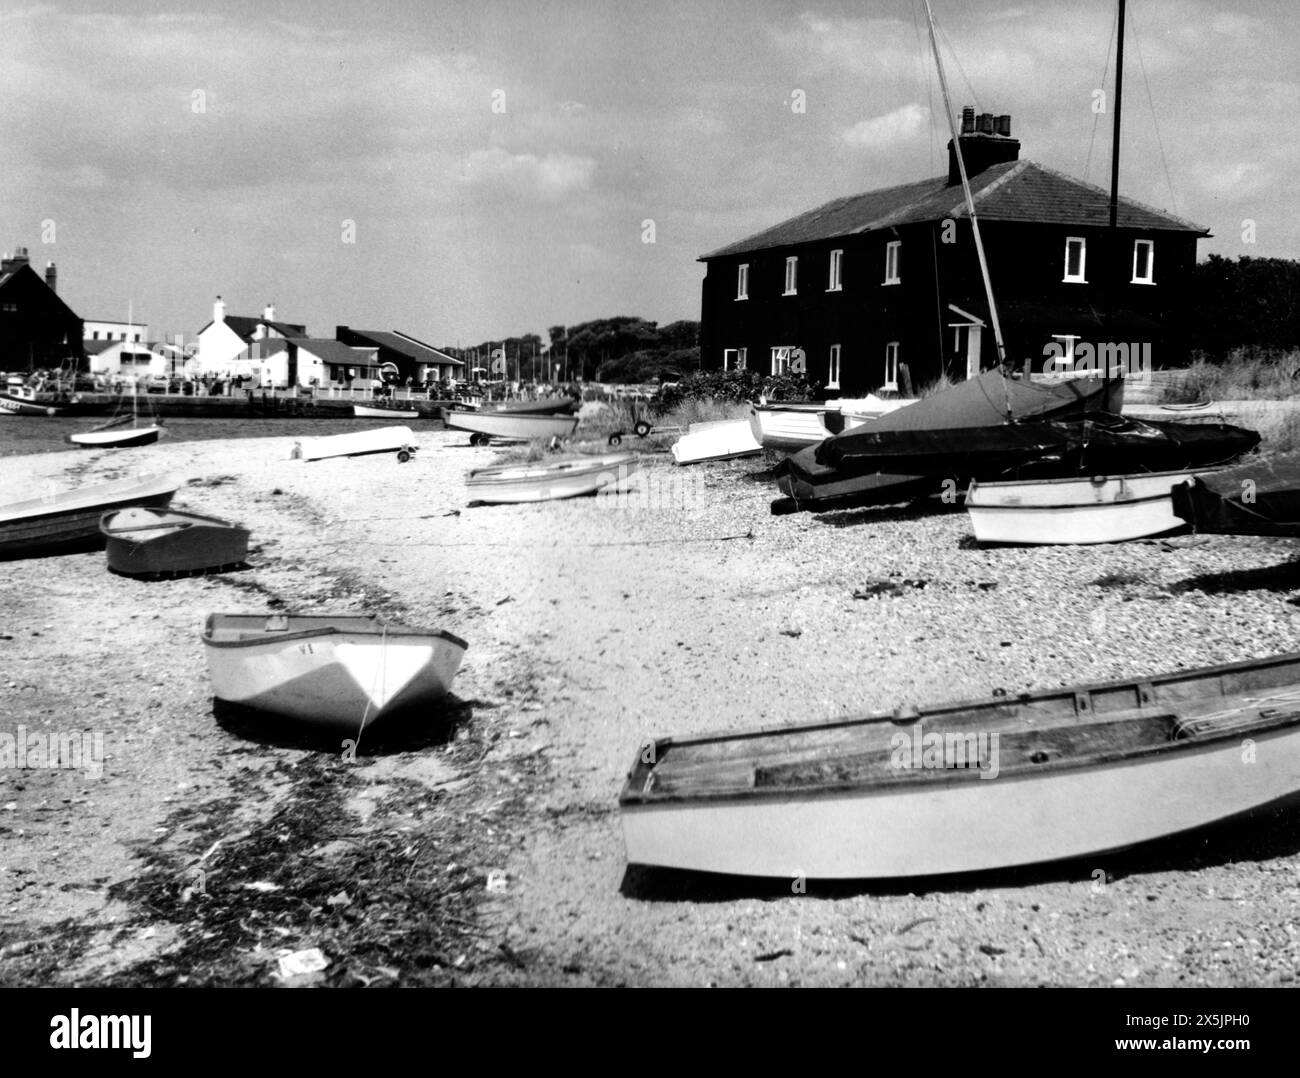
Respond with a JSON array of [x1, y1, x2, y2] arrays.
[[843, 104, 929, 149], [460, 148, 597, 201]]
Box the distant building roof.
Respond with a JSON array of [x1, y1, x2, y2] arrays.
[[700, 160, 1208, 260], [343, 328, 465, 367], [195, 314, 307, 341], [287, 338, 380, 366]]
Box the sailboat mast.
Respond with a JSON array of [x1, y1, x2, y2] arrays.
[[1105, 0, 1126, 392], [923, 0, 1007, 369]]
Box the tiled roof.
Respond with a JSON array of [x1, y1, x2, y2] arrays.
[[346, 329, 465, 366], [287, 338, 380, 366], [221, 315, 307, 341], [700, 160, 1207, 260]]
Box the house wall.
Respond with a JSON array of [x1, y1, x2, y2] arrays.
[[700, 218, 1200, 394], [196, 321, 251, 373], [0, 266, 84, 371]]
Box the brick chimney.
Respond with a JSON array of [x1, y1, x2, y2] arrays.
[[947, 107, 1020, 186], [45, 261, 57, 292], [263, 302, 276, 323], [1, 246, 31, 275]]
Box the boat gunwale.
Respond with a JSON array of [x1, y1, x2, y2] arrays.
[[99, 507, 247, 536], [467, 454, 638, 483], [0, 474, 182, 523], [619, 706, 1300, 808], [202, 614, 468, 653], [965, 490, 1184, 512]]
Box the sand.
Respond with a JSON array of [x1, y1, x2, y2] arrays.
[[2, 428, 1300, 986]]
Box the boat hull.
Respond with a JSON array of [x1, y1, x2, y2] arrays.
[[445, 411, 579, 442], [101, 507, 251, 575], [467, 454, 638, 504], [671, 420, 762, 464], [203, 614, 468, 731], [0, 392, 60, 417], [68, 425, 163, 448], [966, 469, 1202, 545], [1171, 453, 1300, 537], [354, 404, 419, 419], [0, 473, 181, 559], [292, 425, 416, 461], [620, 651, 1300, 879]]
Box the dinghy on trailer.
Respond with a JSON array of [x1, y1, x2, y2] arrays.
[[444, 409, 579, 446], [290, 425, 418, 462]]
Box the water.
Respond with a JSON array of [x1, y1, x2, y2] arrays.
[[0, 416, 439, 458]]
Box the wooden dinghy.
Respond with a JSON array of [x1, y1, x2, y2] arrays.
[[444, 409, 579, 446], [354, 403, 419, 419], [965, 468, 1208, 545], [467, 453, 638, 504], [620, 651, 1300, 879], [291, 425, 417, 462], [101, 507, 250, 576], [0, 473, 181, 559], [203, 613, 468, 731], [1172, 454, 1300, 537], [670, 419, 762, 465]]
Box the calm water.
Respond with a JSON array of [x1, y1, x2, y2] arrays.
[[0, 416, 442, 458]]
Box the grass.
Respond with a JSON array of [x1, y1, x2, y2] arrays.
[[1160, 348, 1300, 404]]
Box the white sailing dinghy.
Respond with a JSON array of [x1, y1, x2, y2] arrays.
[[620, 650, 1300, 879], [467, 453, 638, 504], [965, 468, 1208, 545], [203, 613, 468, 732], [68, 381, 163, 448], [445, 409, 579, 446]]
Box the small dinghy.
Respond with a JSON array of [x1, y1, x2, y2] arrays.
[[965, 468, 1208, 545], [467, 453, 638, 504], [670, 420, 762, 465], [291, 425, 417, 462], [620, 650, 1300, 879], [101, 506, 250, 576], [1172, 453, 1300, 537], [203, 613, 468, 732], [0, 473, 181, 559], [445, 409, 579, 446], [354, 403, 419, 419]]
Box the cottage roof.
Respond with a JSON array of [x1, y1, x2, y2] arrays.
[[344, 329, 465, 367], [700, 160, 1207, 260], [195, 314, 307, 340], [286, 338, 380, 366]]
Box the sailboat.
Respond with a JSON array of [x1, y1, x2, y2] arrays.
[[957, 0, 1250, 544], [68, 306, 164, 448]]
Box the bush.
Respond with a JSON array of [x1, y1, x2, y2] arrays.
[[653, 370, 818, 413]]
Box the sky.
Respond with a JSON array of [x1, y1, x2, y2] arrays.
[[1, 0, 1296, 346]]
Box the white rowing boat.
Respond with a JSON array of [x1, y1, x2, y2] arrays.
[[354, 403, 419, 418], [965, 469, 1205, 545], [0, 473, 181, 558], [444, 409, 579, 445], [203, 613, 468, 732], [670, 420, 762, 464], [749, 396, 915, 454], [620, 651, 1300, 879], [290, 425, 417, 462], [467, 453, 638, 504]]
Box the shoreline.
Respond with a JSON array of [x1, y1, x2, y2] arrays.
[[3, 432, 1300, 985]]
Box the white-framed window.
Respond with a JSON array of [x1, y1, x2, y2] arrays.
[[723, 347, 747, 371], [737, 263, 749, 300], [828, 249, 843, 291], [827, 344, 841, 389], [883, 341, 900, 389], [1132, 240, 1155, 284], [1064, 236, 1087, 282], [884, 241, 901, 285], [784, 256, 798, 295], [771, 346, 798, 375]]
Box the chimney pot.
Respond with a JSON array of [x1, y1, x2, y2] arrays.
[[996, 114, 1011, 137], [978, 112, 994, 134], [44, 261, 57, 292], [961, 106, 975, 134]]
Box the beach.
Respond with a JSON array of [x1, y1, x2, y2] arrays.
[[3, 428, 1300, 987]]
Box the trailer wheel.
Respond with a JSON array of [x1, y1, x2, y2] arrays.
[[634, 420, 652, 438], [607, 433, 623, 447], [397, 449, 412, 463]]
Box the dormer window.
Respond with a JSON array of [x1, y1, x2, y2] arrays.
[[1064, 237, 1087, 282], [1132, 240, 1154, 284], [884, 241, 901, 285], [737, 263, 749, 300], [784, 257, 798, 295], [828, 249, 843, 291]]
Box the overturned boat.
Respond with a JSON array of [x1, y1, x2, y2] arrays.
[[291, 425, 418, 462], [1172, 454, 1300, 538], [671, 419, 762, 464], [620, 651, 1300, 879]]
